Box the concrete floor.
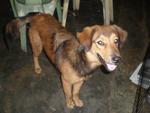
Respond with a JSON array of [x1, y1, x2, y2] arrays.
[[0, 0, 150, 113]]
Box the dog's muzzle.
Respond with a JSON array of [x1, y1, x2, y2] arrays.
[[97, 53, 120, 71]]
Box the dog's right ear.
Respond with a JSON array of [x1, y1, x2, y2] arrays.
[[112, 25, 128, 48], [77, 26, 98, 51]]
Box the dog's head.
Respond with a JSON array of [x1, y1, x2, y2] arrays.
[[77, 25, 127, 71]]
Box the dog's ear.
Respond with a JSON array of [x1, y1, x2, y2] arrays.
[[54, 31, 71, 51], [112, 25, 128, 47], [77, 26, 98, 51]]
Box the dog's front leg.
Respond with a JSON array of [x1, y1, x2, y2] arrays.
[[61, 77, 75, 109], [73, 80, 84, 107]]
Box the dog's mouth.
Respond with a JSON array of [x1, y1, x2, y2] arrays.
[[105, 63, 117, 71], [97, 53, 117, 72]]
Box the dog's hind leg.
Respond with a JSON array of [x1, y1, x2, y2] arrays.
[[29, 28, 43, 76], [73, 81, 84, 107]]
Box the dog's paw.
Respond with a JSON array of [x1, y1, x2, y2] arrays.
[[35, 67, 42, 74], [66, 99, 75, 109], [73, 96, 84, 107]]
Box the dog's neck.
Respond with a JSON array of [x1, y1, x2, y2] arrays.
[[58, 39, 101, 76]]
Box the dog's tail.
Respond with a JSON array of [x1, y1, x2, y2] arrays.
[[5, 14, 33, 39], [5, 13, 37, 50]]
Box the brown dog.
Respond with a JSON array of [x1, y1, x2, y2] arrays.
[[6, 13, 127, 109]]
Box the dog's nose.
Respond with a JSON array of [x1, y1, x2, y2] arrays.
[[112, 56, 121, 64]]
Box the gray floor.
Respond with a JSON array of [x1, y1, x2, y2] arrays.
[[0, 0, 150, 113]]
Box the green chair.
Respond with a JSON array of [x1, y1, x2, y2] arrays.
[[10, 0, 62, 52]]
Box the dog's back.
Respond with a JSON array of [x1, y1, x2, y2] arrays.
[[29, 14, 74, 63], [6, 13, 74, 62]]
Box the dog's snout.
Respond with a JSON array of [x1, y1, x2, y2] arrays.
[[112, 56, 121, 64]]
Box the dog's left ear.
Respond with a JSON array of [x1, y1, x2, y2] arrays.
[[54, 31, 71, 51], [112, 25, 128, 47], [77, 26, 98, 51]]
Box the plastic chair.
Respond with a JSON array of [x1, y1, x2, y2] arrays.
[[62, 0, 114, 26], [10, 0, 62, 52], [101, 0, 114, 25]]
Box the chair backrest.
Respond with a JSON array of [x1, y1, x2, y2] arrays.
[[16, 0, 53, 5]]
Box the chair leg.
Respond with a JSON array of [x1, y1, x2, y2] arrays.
[[73, 0, 80, 11], [109, 0, 114, 22], [10, 0, 18, 17], [73, 0, 75, 11], [62, 0, 69, 27], [19, 25, 27, 52], [10, 0, 27, 52], [56, 0, 62, 22], [102, 0, 110, 25], [76, 0, 80, 10]]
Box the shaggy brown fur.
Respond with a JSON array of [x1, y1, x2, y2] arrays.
[[6, 13, 127, 109]]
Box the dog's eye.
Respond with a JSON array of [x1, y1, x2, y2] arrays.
[[97, 41, 104, 46], [114, 38, 119, 44]]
